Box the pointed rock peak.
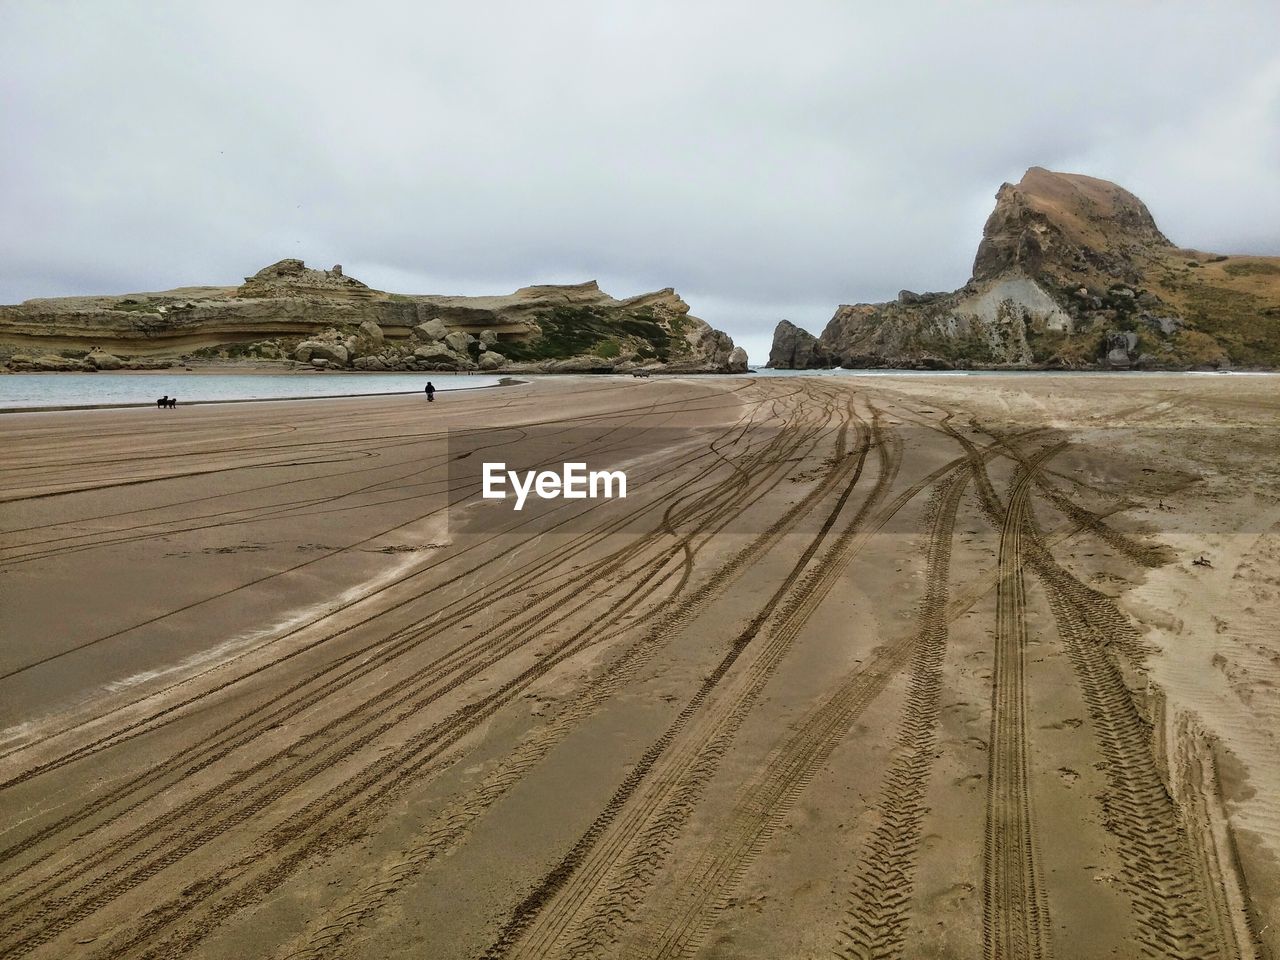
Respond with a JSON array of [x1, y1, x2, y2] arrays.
[[1013, 167, 1170, 245], [767, 318, 828, 369], [973, 167, 1172, 281], [1017, 166, 1153, 212]]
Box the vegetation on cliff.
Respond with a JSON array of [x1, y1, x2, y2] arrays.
[[770, 168, 1280, 370], [0, 263, 746, 374]]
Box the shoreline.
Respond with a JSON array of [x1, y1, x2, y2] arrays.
[[5, 367, 1279, 415], [0, 375, 527, 415]]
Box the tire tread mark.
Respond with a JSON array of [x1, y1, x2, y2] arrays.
[[479, 412, 890, 960]]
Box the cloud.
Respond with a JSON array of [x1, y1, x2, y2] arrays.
[[3, 0, 1278, 362]]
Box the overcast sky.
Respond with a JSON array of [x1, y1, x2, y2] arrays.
[[3, 2, 1278, 362]]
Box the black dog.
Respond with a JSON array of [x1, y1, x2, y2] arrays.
[[157, 396, 178, 409]]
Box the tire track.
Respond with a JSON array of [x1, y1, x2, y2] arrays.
[[0, 392, 801, 899], [1000, 443, 1240, 960], [612, 424, 1143, 960], [81, 385, 851, 960], [1030, 534, 1228, 959], [969, 430, 1245, 960], [481, 411, 935, 960], [969, 427, 1170, 571], [0, 403, 721, 678], [3, 392, 731, 566], [0, 383, 842, 958], [270, 398, 870, 960], [1028, 472, 1169, 569], [833, 468, 967, 960], [0, 402, 762, 772], [624, 463, 966, 960], [0, 384, 794, 777], [616, 433, 1003, 960], [476, 412, 891, 960], [518, 422, 1040, 960], [982, 442, 1063, 960], [0, 383, 758, 503]]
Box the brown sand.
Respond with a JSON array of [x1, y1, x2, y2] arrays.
[[0, 373, 1277, 959]]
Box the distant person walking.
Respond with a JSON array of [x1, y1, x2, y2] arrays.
[[425, 381, 436, 402]]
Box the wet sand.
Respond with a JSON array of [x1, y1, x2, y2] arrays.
[[1, 373, 1277, 959]]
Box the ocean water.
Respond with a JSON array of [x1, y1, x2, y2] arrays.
[[746, 367, 1276, 378], [1, 368, 1270, 411], [0, 372, 506, 410]]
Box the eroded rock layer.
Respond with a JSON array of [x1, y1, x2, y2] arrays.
[[0, 261, 747, 374]]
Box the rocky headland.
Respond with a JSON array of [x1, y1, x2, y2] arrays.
[[0, 259, 747, 374], [769, 167, 1280, 370]]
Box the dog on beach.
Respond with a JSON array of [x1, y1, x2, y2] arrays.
[[156, 396, 178, 409]]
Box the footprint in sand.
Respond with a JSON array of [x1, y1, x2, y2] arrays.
[[1042, 717, 1084, 730]]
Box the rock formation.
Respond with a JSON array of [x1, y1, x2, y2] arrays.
[[1, 262, 746, 374], [236, 259, 377, 300], [769, 167, 1280, 370], [767, 319, 831, 369]]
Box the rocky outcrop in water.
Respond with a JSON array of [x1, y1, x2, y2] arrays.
[[767, 319, 831, 369], [769, 167, 1280, 370]]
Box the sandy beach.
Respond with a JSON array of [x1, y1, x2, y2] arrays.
[[1, 373, 1277, 960]]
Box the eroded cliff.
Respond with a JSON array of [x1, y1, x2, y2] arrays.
[[0, 260, 747, 374], [771, 167, 1280, 370]]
